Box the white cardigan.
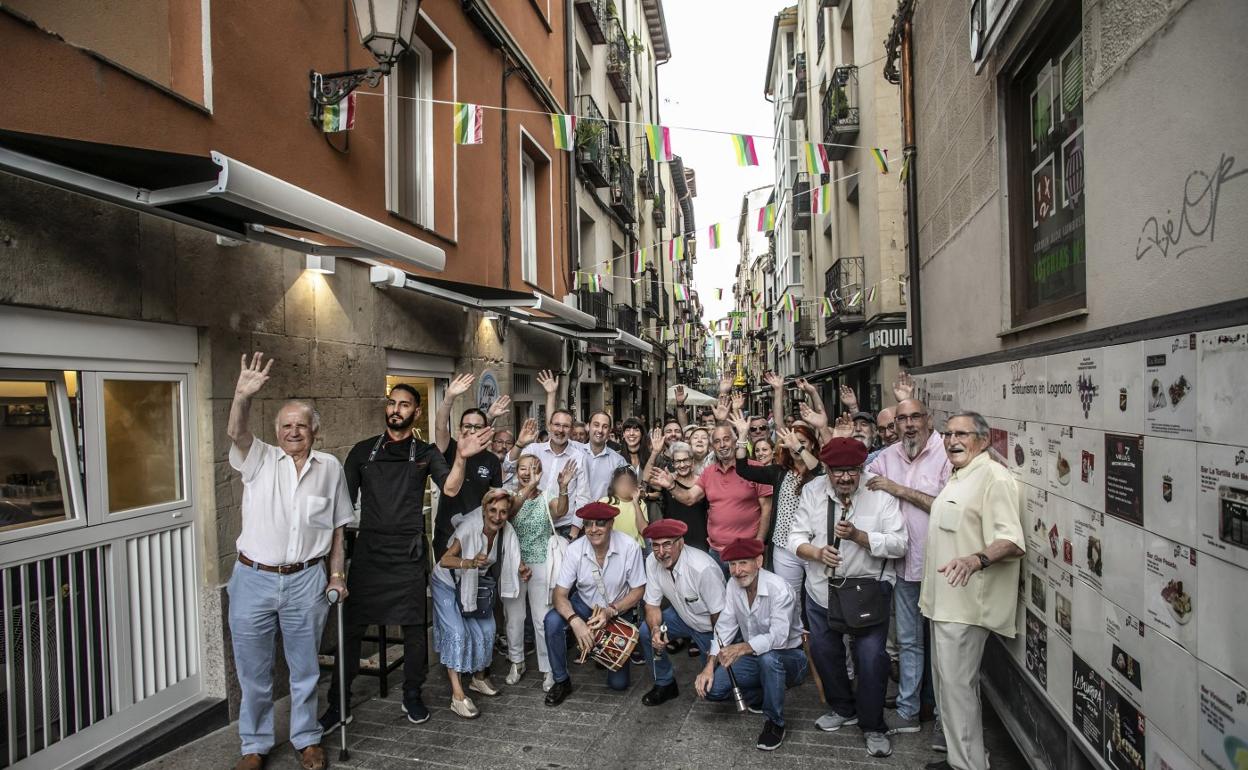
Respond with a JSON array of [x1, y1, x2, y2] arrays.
[[435, 510, 522, 612]]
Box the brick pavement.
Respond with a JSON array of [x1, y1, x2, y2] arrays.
[[142, 641, 1027, 770]]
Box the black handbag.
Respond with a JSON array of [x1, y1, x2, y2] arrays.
[[458, 530, 504, 620], [825, 497, 891, 635]]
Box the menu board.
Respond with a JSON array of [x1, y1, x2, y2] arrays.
[[1198, 662, 1248, 770], [1106, 683, 1147, 770], [1196, 442, 1248, 571], [1107, 433, 1145, 526], [1075, 653, 1108, 752], [1144, 535, 1197, 651], [1143, 335, 1197, 440]]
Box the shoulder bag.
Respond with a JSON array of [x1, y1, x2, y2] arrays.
[[824, 496, 891, 635], [459, 529, 504, 620]]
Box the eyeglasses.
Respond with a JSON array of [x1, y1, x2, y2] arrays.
[[583, 520, 612, 530], [828, 468, 861, 477], [940, 430, 978, 441], [462, 423, 486, 432], [672, 457, 693, 465], [895, 412, 927, 423], [652, 539, 681, 551]]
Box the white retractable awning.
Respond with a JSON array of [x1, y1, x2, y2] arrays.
[[0, 130, 445, 271]]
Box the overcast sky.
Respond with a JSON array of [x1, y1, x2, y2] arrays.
[[659, 0, 792, 326]]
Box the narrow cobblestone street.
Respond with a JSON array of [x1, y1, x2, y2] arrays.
[[143, 647, 1026, 769]]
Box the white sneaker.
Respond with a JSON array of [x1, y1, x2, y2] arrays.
[[505, 662, 526, 685], [469, 676, 500, 696], [450, 696, 479, 719], [542, 672, 556, 692]]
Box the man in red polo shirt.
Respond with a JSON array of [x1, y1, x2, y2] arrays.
[[650, 423, 773, 576]]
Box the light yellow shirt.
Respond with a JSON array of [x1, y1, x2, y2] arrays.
[[919, 451, 1025, 637], [600, 497, 645, 548]]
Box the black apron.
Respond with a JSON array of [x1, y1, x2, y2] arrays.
[[345, 435, 430, 626]]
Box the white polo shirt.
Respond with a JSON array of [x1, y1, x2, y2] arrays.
[[229, 439, 355, 566], [643, 545, 726, 633], [556, 529, 646, 607], [710, 568, 805, 656]]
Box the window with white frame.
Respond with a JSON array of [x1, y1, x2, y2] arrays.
[[0, 371, 82, 534], [521, 153, 538, 284], [387, 38, 434, 226]]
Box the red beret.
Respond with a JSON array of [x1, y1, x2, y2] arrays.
[[578, 501, 620, 521], [642, 518, 688, 540], [819, 437, 868, 469], [719, 538, 765, 561]]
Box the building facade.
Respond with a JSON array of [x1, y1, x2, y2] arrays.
[[894, 0, 1248, 768]]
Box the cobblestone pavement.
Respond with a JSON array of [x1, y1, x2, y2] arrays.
[[144, 643, 1027, 770]]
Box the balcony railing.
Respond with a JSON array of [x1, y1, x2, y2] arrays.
[[644, 270, 661, 316], [796, 311, 817, 347], [575, 95, 610, 188], [574, 0, 609, 44], [792, 172, 811, 230], [824, 256, 865, 334], [638, 164, 654, 197], [793, 53, 807, 113], [822, 66, 860, 161], [609, 148, 636, 223], [652, 179, 666, 227], [577, 287, 614, 327], [616, 303, 638, 336], [607, 20, 632, 101]]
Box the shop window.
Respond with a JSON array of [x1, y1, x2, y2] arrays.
[[387, 38, 435, 227], [0, 373, 81, 534], [1005, 6, 1085, 326], [102, 379, 184, 513]]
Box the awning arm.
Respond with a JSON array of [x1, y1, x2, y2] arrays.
[[368, 265, 542, 310]]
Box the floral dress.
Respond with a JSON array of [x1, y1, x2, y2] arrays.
[[513, 494, 554, 565]]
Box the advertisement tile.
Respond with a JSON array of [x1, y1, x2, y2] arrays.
[[1103, 600, 1148, 712], [1049, 627, 1075, 719], [1148, 726, 1199, 770], [1196, 325, 1248, 445], [1144, 534, 1198, 652], [1144, 436, 1200, 548], [1195, 555, 1248, 689], [1027, 607, 1049, 689], [1196, 442, 1248, 570], [1051, 569, 1075, 645], [1074, 503, 1107, 592], [1075, 652, 1108, 755], [1197, 662, 1248, 770], [1104, 515, 1146, 621], [1003, 357, 1048, 423], [1072, 578, 1106, 676], [1047, 348, 1106, 429], [1144, 627, 1200, 762], [1105, 341, 1146, 435], [1143, 334, 1198, 440], [1107, 681, 1148, 770]]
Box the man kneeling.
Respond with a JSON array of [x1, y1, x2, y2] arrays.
[[694, 538, 807, 751]]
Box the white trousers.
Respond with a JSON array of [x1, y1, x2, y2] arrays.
[[502, 564, 552, 673], [771, 544, 806, 598], [931, 620, 991, 770]]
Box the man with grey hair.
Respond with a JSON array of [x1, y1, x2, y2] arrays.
[[920, 411, 1024, 770], [226, 353, 353, 770]]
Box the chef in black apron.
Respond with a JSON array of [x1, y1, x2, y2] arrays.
[[321, 383, 491, 727]]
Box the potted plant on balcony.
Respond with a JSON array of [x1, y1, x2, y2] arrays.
[[576, 119, 606, 156]]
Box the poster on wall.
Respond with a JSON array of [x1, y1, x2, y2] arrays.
[[1046, 349, 1103, 428], [1144, 436, 1199, 548], [1107, 433, 1145, 526], [1106, 684, 1148, 770], [1051, 570, 1075, 644], [1198, 662, 1248, 770], [1196, 442, 1248, 570], [1197, 325, 1248, 446], [1074, 504, 1106, 591], [1104, 602, 1146, 708], [1027, 608, 1049, 688], [1048, 426, 1105, 511], [1149, 725, 1199, 770], [1143, 335, 1197, 440], [1144, 535, 1197, 651], [1002, 358, 1047, 422], [1009, 420, 1047, 485], [1074, 653, 1107, 752], [1104, 341, 1145, 435]]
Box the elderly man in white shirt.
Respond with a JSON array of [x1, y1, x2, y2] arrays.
[[508, 408, 592, 536], [694, 537, 808, 752], [543, 502, 646, 706], [790, 437, 907, 759], [226, 354, 353, 770], [636, 518, 726, 707]]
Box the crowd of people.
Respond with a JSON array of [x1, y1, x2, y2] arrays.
[[224, 352, 1025, 770]]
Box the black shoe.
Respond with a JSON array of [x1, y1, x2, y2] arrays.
[[544, 677, 573, 706], [924, 761, 953, 770], [688, 643, 701, 657], [401, 691, 430, 724], [630, 649, 647, 666], [885, 694, 898, 709], [665, 638, 687, 654], [747, 700, 764, 715], [641, 682, 680, 706], [756, 720, 785, 751], [318, 703, 352, 732]]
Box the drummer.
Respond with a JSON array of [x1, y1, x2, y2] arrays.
[[637, 518, 726, 707], [543, 502, 646, 707], [321, 384, 492, 730]]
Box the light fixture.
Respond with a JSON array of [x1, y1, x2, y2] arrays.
[[305, 254, 336, 274], [310, 0, 422, 114], [484, 310, 507, 342]]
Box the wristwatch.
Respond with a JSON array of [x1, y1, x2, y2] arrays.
[[330, 571, 347, 580], [975, 552, 991, 570]]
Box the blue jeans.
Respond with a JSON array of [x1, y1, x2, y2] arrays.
[[544, 593, 631, 690], [706, 647, 807, 727], [894, 578, 931, 719], [639, 607, 714, 686], [807, 588, 892, 733], [708, 548, 730, 579], [227, 561, 329, 755]]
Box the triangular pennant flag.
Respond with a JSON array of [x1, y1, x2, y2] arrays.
[[871, 148, 890, 174], [731, 134, 759, 167], [708, 223, 721, 249], [321, 93, 356, 132], [805, 142, 829, 176], [867, 285, 877, 302], [454, 103, 484, 145], [822, 297, 834, 317], [551, 114, 576, 150], [899, 152, 912, 185], [850, 289, 863, 307], [645, 124, 672, 162]]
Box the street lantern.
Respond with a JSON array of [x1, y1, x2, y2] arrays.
[[310, 0, 422, 110]]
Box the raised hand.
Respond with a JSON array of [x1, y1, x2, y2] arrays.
[[762, 371, 784, 391], [675, 384, 687, 406], [235, 352, 273, 398], [648, 466, 675, 490], [486, 394, 511, 421], [730, 391, 745, 412], [649, 427, 666, 455], [798, 402, 828, 430], [558, 459, 578, 489], [446, 372, 475, 400], [458, 426, 495, 458], [517, 417, 539, 447], [711, 395, 730, 422], [718, 373, 733, 396], [729, 409, 750, 439], [893, 371, 914, 404], [832, 411, 854, 438], [838, 384, 859, 413], [537, 369, 559, 394], [775, 426, 803, 453]]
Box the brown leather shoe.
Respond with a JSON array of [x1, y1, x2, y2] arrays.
[[234, 755, 266, 770], [298, 744, 326, 770]]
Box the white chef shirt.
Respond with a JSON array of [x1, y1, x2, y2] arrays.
[[556, 529, 646, 606], [229, 439, 355, 566], [643, 545, 727, 633], [710, 568, 805, 656], [788, 472, 908, 609], [518, 440, 592, 528]]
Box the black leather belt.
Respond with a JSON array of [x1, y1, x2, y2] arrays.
[[238, 553, 324, 574]]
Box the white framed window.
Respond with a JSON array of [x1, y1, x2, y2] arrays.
[[386, 37, 435, 227], [521, 153, 538, 284]]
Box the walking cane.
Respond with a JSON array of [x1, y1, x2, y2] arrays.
[[326, 587, 349, 762], [711, 629, 748, 712]]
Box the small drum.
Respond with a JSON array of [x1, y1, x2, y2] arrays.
[[576, 608, 639, 671]]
